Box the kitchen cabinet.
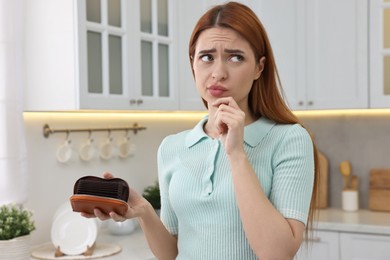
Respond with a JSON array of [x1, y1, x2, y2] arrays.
[[370, 0, 390, 108], [24, 0, 78, 111], [294, 230, 340, 260], [257, 0, 368, 110], [340, 232, 390, 260], [24, 0, 179, 111], [24, 0, 373, 111]]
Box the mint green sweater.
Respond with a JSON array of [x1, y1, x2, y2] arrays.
[[157, 117, 314, 260]]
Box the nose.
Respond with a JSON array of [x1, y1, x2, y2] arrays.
[[211, 60, 227, 81]]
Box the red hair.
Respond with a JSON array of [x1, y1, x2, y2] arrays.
[[189, 1, 319, 239]]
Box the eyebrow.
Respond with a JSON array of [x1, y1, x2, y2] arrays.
[[197, 48, 245, 55]]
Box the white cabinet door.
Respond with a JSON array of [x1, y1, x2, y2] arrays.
[[176, 0, 205, 111], [257, 0, 368, 110], [369, 0, 390, 108], [305, 0, 368, 110], [294, 230, 340, 260], [24, 0, 179, 111], [256, 0, 306, 111], [78, 0, 179, 110], [340, 232, 390, 260], [24, 0, 79, 111]]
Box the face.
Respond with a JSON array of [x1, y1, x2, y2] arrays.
[[192, 27, 263, 111]]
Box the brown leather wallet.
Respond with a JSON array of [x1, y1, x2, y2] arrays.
[[70, 176, 129, 216]]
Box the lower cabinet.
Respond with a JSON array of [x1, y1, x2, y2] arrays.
[[340, 233, 390, 260], [294, 230, 339, 260], [295, 230, 390, 260]]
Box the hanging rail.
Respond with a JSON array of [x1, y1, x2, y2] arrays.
[[43, 123, 146, 138]]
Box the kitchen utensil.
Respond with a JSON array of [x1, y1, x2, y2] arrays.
[[316, 151, 329, 208], [350, 175, 359, 190], [79, 131, 95, 161], [340, 161, 351, 190], [51, 206, 98, 255], [79, 138, 95, 161], [99, 136, 113, 160], [342, 189, 359, 211], [117, 136, 136, 158], [56, 134, 72, 163], [369, 169, 390, 212], [108, 218, 138, 235]]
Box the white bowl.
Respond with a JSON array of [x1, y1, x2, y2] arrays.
[[107, 218, 138, 235]]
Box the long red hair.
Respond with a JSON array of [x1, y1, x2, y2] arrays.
[[188, 1, 319, 239]]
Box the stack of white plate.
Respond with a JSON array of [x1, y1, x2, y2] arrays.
[[50, 201, 98, 256]]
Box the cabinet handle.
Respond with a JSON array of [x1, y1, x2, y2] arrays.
[[308, 101, 313, 106], [306, 237, 321, 242], [298, 101, 304, 106], [129, 99, 143, 105]]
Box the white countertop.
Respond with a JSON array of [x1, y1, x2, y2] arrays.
[[95, 226, 156, 260], [316, 208, 390, 235], [31, 208, 390, 260], [30, 226, 155, 260]]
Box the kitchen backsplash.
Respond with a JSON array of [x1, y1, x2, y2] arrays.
[[23, 110, 390, 245]]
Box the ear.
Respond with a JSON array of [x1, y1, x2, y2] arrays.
[[254, 56, 266, 80]]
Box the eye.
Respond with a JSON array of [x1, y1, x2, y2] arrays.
[[229, 55, 244, 62], [200, 54, 213, 62]]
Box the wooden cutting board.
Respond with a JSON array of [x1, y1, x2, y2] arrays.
[[369, 169, 390, 212], [316, 151, 329, 209]]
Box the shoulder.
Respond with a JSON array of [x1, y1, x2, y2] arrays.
[[158, 130, 190, 155], [270, 122, 312, 145]]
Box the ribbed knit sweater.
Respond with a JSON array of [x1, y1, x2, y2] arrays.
[[157, 116, 314, 260]]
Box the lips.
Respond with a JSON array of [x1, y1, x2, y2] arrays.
[[208, 85, 227, 97]]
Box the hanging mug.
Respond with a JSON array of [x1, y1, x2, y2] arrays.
[[99, 131, 113, 160], [79, 131, 95, 161], [56, 132, 72, 163]]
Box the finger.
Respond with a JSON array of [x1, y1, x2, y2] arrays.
[[109, 211, 127, 222], [93, 208, 111, 221], [212, 97, 239, 109], [80, 212, 96, 219], [103, 172, 114, 179]]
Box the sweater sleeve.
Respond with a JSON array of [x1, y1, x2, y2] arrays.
[[157, 136, 179, 235], [270, 124, 315, 225]]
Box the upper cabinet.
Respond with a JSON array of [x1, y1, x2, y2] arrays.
[[257, 0, 368, 110], [24, 0, 179, 111], [78, 0, 178, 110], [24, 0, 79, 111], [370, 0, 390, 108], [24, 0, 388, 111]]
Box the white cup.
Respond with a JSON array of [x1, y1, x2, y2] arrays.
[[56, 139, 72, 163], [117, 137, 136, 158], [342, 190, 359, 212], [79, 138, 95, 161], [100, 137, 113, 160]]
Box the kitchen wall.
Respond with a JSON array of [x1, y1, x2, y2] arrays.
[[23, 110, 390, 245]]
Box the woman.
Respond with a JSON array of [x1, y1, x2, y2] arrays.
[[85, 2, 319, 259]]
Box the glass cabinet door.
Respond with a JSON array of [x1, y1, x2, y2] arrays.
[[78, 0, 177, 110], [85, 0, 125, 96], [384, 5, 390, 96], [370, 0, 390, 108], [140, 0, 171, 100]]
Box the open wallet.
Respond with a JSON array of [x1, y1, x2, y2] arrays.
[[70, 176, 129, 216]]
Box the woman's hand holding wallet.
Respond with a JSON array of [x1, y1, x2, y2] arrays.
[[71, 172, 151, 222]]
